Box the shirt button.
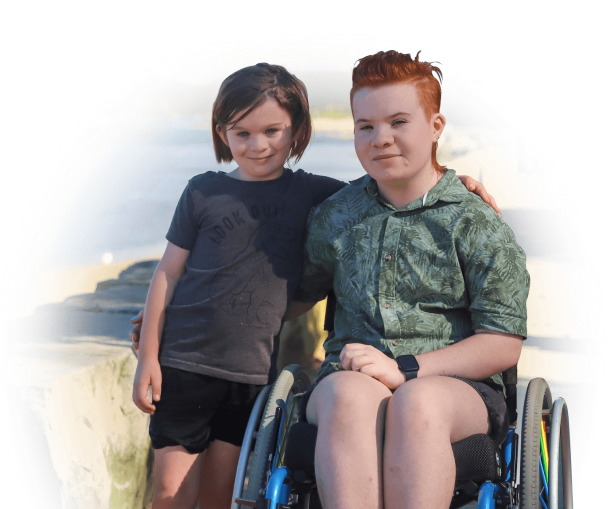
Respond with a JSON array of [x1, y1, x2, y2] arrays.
[[391, 341, 398, 346], [385, 254, 392, 261], [384, 303, 390, 309]]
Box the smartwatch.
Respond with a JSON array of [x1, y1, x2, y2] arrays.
[[396, 354, 420, 381]]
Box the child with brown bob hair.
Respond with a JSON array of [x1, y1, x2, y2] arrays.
[[131, 61, 498, 509]]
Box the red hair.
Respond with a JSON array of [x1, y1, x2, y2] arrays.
[[351, 51, 446, 172]]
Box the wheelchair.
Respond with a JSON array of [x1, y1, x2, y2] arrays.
[[231, 307, 573, 509]]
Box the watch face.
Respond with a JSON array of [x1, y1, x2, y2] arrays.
[[397, 355, 419, 372]]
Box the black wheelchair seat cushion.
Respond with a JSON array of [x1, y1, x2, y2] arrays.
[[285, 421, 318, 479], [452, 433, 505, 483], [284, 423, 505, 485]]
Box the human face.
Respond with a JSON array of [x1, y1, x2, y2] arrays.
[[217, 97, 294, 181], [353, 82, 445, 190]]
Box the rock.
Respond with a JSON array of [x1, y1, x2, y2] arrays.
[[11, 262, 160, 508], [12, 338, 153, 509], [11, 258, 327, 508]]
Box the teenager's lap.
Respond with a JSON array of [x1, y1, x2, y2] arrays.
[[305, 370, 506, 442], [385, 374, 489, 442], [150, 365, 265, 454]]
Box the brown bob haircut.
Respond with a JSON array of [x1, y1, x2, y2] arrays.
[[212, 63, 312, 163], [351, 50, 446, 172]]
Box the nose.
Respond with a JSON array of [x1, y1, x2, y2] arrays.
[[250, 134, 268, 153], [371, 126, 393, 148]]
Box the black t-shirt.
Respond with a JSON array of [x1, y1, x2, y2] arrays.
[[160, 169, 346, 384]]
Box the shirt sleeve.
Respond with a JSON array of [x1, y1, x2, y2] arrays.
[[463, 223, 530, 338], [166, 181, 198, 250], [292, 207, 336, 303]]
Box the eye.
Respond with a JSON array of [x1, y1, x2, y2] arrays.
[[237, 131, 250, 138], [265, 128, 279, 135], [392, 119, 407, 126], [359, 124, 373, 131]]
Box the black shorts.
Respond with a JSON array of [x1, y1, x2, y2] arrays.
[[300, 372, 509, 445], [448, 375, 509, 445], [149, 366, 265, 454]]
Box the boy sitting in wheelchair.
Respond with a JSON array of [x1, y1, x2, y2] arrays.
[[286, 50, 529, 509]]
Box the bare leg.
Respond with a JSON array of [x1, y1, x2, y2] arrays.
[[198, 440, 241, 509], [384, 376, 489, 509], [306, 371, 392, 509], [152, 446, 202, 509]]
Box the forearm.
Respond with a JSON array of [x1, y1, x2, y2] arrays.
[[415, 331, 522, 380], [284, 300, 317, 321]]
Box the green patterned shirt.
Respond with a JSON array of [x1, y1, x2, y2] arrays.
[[293, 169, 530, 390]]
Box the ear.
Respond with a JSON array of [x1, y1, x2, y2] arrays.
[[288, 124, 302, 154], [432, 113, 446, 142], [289, 123, 301, 142], [215, 124, 230, 147]]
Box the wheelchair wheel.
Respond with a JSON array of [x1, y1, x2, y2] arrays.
[[232, 385, 271, 509], [547, 397, 573, 509], [520, 378, 552, 509], [243, 364, 311, 504]]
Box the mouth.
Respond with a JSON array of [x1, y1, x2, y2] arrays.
[[249, 155, 273, 162], [373, 154, 399, 161]]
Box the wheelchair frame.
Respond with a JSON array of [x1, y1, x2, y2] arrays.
[[233, 364, 572, 509], [233, 290, 572, 509], [233, 364, 312, 509]]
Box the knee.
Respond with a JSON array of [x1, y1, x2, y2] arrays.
[[154, 477, 198, 508], [308, 371, 391, 426], [387, 377, 449, 434], [153, 486, 182, 507]]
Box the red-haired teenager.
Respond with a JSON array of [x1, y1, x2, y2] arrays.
[[287, 51, 529, 509]]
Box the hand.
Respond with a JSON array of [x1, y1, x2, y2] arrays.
[[129, 310, 144, 353], [339, 343, 405, 390], [132, 357, 162, 415], [457, 175, 501, 217]]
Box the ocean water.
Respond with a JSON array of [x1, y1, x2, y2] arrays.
[[46, 131, 568, 270]]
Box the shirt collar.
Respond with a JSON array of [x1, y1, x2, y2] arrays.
[[424, 169, 467, 205], [359, 169, 466, 211]]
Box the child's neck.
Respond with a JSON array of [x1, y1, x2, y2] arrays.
[[226, 166, 286, 182]]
